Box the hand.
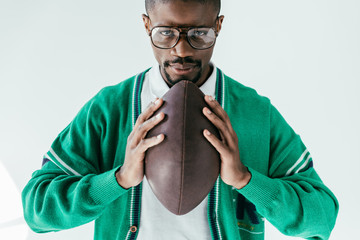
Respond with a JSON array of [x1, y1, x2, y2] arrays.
[[202, 95, 251, 189], [116, 98, 165, 189]]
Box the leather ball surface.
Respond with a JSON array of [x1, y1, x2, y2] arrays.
[[145, 80, 220, 215]]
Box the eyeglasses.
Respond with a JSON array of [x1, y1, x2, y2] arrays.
[[149, 26, 218, 50]]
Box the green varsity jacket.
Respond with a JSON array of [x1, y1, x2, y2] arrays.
[[22, 68, 339, 239]]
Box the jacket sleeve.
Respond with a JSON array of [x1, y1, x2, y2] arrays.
[[22, 90, 130, 233], [22, 161, 128, 233], [238, 104, 339, 239]]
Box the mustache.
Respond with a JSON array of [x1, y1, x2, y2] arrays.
[[164, 57, 201, 67]]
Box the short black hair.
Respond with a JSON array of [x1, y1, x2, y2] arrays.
[[145, 0, 221, 15]]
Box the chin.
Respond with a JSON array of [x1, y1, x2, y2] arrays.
[[165, 71, 202, 87]]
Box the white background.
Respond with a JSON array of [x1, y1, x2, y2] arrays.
[[0, 0, 359, 239]]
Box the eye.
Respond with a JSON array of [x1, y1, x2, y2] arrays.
[[160, 29, 175, 37], [193, 30, 208, 37]]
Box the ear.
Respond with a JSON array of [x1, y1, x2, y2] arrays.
[[142, 14, 151, 35], [215, 15, 224, 34]]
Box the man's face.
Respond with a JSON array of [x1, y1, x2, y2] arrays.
[[143, 1, 224, 87]]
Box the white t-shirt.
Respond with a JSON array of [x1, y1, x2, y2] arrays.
[[136, 64, 217, 240]]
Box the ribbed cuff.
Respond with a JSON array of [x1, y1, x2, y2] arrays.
[[88, 167, 129, 205], [237, 167, 280, 209]]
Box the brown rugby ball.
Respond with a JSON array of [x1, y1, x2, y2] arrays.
[[144, 80, 220, 215]]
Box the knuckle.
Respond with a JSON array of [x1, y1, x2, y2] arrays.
[[219, 120, 226, 129], [149, 102, 158, 111], [138, 122, 146, 131], [210, 113, 219, 122], [223, 127, 231, 135], [135, 117, 144, 127], [147, 101, 154, 108], [137, 112, 146, 121], [127, 133, 132, 141], [128, 140, 137, 149], [225, 115, 231, 123], [150, 114, 161, 126], [142, 120, 153, 132], [150, 115, 157, 122], [224, 124, 232, 135], [145, 101, 155, 110], [127, 136, 135, 146]]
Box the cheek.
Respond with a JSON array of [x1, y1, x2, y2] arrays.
[[151, 45, 167, 65], [199, 48, 214, 66]]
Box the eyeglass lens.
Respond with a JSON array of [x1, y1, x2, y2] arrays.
[[151, 27, 216, 49]]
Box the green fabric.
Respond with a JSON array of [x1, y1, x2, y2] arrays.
[[22, 70, 338, 239]]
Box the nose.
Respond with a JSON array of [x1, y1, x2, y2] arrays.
[[170, 35, 194, 58]]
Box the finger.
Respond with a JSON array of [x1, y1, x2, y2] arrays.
[[137, 134, 165, 153], [203, 129, 227, 155], [134, 111, 165, 144], [135, 98, 162, 128], [204, 95, 230, 123], [203, 106, 232, 142], [134, 98, 163, 129]]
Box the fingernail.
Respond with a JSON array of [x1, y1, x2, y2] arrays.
[[207, 109, 212, 114], [205, 129, 211, 136], [209, 96, 215, 101], [157, 134, 163, 139], [154, 98, 160, 105], [156, 113, 162, 119]]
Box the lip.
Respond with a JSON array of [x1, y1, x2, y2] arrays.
[[169, 63, 197, 75]]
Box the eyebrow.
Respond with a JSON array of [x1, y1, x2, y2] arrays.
[[152, 25, 214, 29], [150, 18, 212, 28], [151, 20, 214, 28]]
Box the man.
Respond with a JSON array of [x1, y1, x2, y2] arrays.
[[22, 0, 339, 239]]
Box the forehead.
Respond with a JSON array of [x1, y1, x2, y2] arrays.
[[148, 1, 218, 27]]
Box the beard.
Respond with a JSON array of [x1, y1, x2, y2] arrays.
[[162, 57, 202, 87]]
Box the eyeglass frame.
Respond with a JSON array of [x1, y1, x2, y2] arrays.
[[146, 17, 221, 50]]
